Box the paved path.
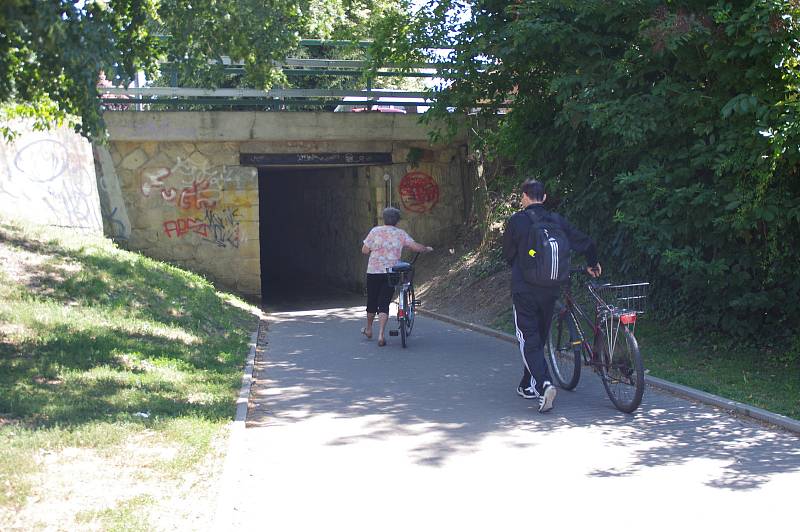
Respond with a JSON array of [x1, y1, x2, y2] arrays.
[[223, 296, 798, 530]]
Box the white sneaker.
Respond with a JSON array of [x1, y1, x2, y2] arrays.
[[538, 382, 556, 413]]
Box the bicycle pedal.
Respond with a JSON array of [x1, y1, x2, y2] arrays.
[[389, 330, 399, 336]]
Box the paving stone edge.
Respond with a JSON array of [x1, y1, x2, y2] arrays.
[[214, 326, 259, 530], [417, 308, 800, 436]]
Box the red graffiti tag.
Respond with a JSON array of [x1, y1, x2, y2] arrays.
[[399, 171, 439, 213], [176, 179, 218, 210], [163, 218, 209, 238]]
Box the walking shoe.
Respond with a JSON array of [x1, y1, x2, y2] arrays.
[[538, 381, 557, 413], [517, 385, 538, 399]]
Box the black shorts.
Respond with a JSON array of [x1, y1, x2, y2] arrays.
[[366, 273, 395, 314]]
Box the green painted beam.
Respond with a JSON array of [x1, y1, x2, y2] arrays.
[[299, 39, 372, 48]]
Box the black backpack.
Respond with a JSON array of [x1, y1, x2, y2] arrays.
[[519, 210, 571, 286]]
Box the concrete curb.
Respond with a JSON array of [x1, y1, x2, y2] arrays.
[[213, 326, 259, 531], [643, 375, 800, 434], [417, 308, 800, 436]]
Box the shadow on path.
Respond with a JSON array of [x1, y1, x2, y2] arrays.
[[248, 298, 800, 492]]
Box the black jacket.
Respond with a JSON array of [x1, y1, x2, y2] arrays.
[[502, 204, 598, 295]]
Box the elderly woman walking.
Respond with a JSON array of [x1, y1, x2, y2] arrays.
[[361, 207, 433, 346]]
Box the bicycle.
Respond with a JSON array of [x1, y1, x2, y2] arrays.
[[387, 253, 421, 348], [546, 268, 649, 413]]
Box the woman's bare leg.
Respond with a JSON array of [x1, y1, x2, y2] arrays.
[[377, 312, 389, 344], [363, 312, 375, 338]]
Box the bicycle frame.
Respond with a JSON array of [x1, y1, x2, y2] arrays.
[[558, 277, 606, 370], [388, 253, 420, 347], [395, 273, 413, 320], [549, 270, 647, 413]]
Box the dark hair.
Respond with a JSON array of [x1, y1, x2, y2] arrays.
[[383, 207, 401, 226], [521, 178, 545, 201]]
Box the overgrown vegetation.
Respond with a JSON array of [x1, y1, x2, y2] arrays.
[[0, 218, 258, 526], [389, 1, 800, 360], [365, 1, 800, 416]]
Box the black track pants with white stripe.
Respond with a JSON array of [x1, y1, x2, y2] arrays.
[[512, 291, 557, 393]]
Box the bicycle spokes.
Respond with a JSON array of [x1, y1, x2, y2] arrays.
[[599, 322, 644, 413]]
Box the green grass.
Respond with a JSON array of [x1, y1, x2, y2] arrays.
[[0, 218, 259, 518], [635, 321, 799, 420], [490, 307, 799, 420], [75, 494, 155, 531]]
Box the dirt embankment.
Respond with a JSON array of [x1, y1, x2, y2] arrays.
[[412, 229, 512, 330]]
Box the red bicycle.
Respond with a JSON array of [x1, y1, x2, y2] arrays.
[[546, 269, 648, 413]]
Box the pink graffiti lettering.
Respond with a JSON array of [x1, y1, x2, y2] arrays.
[[163, 218, 209, 238], [161, 188, 177, 202]]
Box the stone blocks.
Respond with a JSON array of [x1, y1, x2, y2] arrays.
[[103, 117, 469, 299]]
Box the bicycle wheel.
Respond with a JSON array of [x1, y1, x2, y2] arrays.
[[399, 317, 407, 348], [399, 289, 408, 348], [598, 322, 644, 413], [546, 308, 582, 390], [405, 286, 415, 335]]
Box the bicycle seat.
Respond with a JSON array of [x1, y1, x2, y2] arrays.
[[390, 261, 412, 273]]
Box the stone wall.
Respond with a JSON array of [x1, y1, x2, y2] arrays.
[[109, 141, 261, 296], [101, 112, 471, 299], [367, 152, 467, 250]]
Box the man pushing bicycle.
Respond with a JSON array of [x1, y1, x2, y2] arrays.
[[502, 179, 602, 413]]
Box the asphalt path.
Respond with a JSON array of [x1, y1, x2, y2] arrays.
[[222, 294, 799, 531]]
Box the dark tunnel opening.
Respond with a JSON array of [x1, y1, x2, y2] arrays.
[[258, 166, 376, 306]]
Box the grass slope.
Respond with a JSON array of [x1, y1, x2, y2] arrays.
[[0, 218, 259, 529]]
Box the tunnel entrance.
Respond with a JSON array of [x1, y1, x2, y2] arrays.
[[258, 166, 378, 306]]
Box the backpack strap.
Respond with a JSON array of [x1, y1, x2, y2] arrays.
[[524, 208, 547, 225]]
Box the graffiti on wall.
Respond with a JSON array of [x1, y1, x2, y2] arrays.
[[163, 207, 241, 248], [0, 132, 103, 232], [163, 217, 209, 239], [141, 157, 251, 200], [141, 167, 220, 210], [399, 171, 439, 213], [136, 155, 254, 250], [94, 145, 131, 240], [102, 206, 130, 240], [14, 139, 72, 182], [204, 207, 241, 248]]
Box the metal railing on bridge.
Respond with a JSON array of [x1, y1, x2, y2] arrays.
[[99, 39, 441, 112]]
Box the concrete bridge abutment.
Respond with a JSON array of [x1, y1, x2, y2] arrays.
[[98, 111, 471, 300]]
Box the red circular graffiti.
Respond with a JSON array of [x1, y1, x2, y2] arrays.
[[399, 171, 439, 213]]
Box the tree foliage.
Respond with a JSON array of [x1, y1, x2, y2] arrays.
[[0, 0, 412, 140], [1, 0, 160, 139], [412, 0, 800, 342]]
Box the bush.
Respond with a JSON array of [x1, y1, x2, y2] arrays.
[[431, 0, 800, 343]]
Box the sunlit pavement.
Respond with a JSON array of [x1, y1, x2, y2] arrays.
[[220, 296, 798, 531]]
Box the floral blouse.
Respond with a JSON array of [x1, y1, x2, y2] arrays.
[[363, 225, 416, 274]]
